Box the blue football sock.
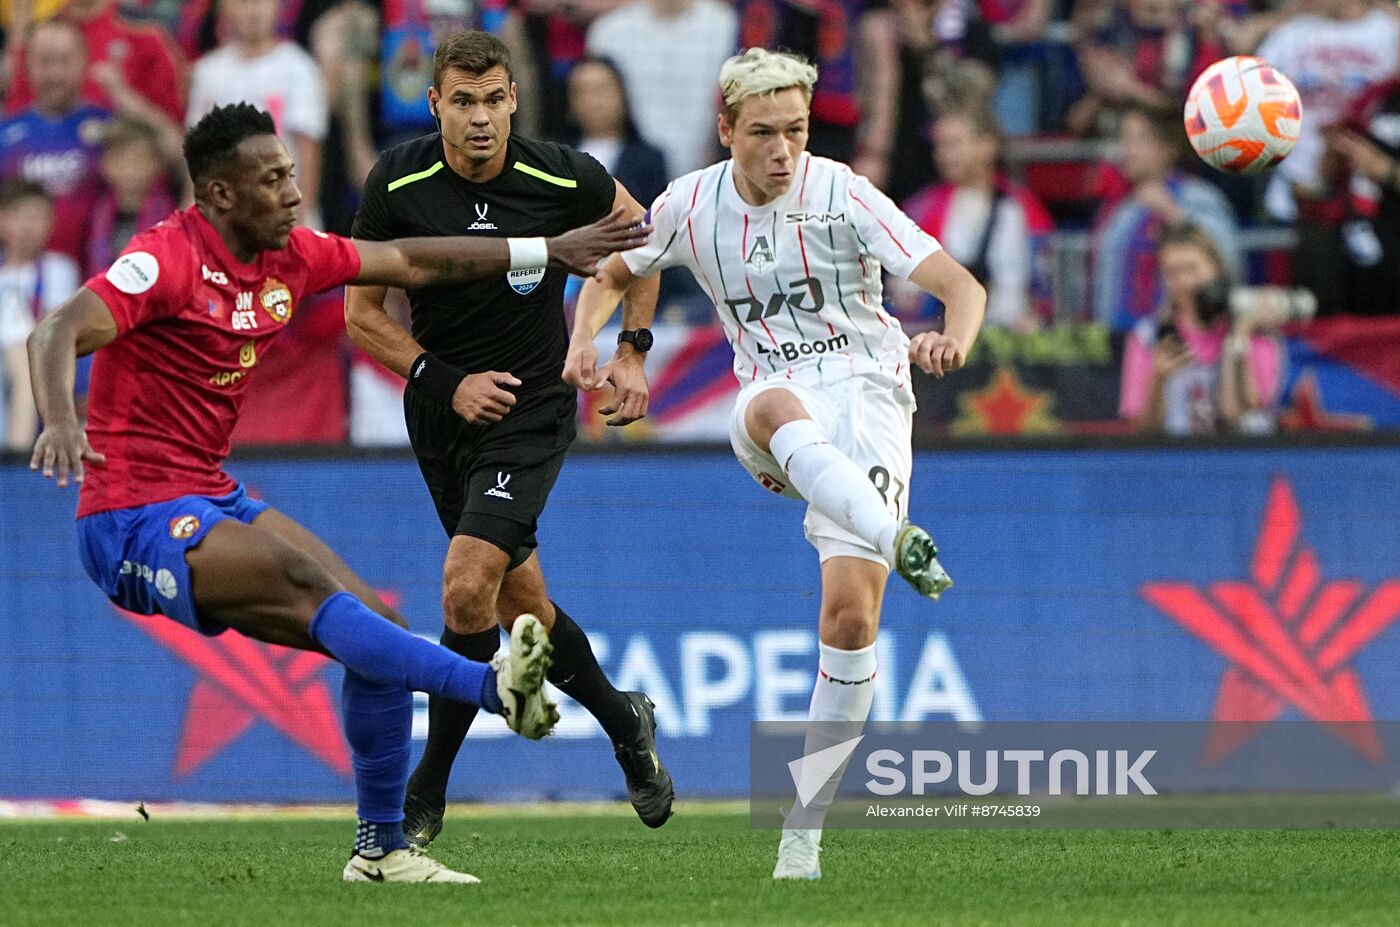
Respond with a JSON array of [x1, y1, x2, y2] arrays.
[[310, 591, 496, 709], [341, 669, 412, 855]]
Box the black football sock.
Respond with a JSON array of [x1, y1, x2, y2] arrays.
[[546, 604, 641, 743], [405, 626, 500, 804]]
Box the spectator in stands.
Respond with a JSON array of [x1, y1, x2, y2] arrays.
[[732, 0, 898, 186], [587, 0, 736, 179], [0, 179, 82, 421], [1068, 0, 1231, 137], [84, 117, 174, 279], [1091, 102, 1241, 332], [886, 0, 999, 203], [1331, 77, 1400, 315], [6, 0, 187, 127], [186, 0, 328, 227], [985, 0, 1053, 136], [0, 19, 108, 262], [1120, 224, 1282, 435], [1256, 0, 1400, 315], [898, 106, 1053, 330], [519, 0, 622, 136], [566, 56, 667, 208]]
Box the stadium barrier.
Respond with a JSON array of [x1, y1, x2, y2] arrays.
[[4, 444, 1400, 802]]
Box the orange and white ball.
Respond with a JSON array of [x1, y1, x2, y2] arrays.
[[1184, 56, 1302, 175]]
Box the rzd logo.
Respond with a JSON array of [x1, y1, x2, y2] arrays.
[[725, 277, 825, 323]]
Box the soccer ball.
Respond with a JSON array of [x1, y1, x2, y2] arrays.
[[1183, 56, 1302, 175]]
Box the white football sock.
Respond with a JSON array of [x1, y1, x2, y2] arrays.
[[786, 642, 878, 831], [767, 419, 898, 563]]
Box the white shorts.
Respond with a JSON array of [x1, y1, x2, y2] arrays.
[[729, 372, 915, 566]]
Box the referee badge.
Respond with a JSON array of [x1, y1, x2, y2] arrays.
[[507, 266, 545, 295], [258, 277, 294, 324]]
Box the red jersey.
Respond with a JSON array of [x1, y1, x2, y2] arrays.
[[76, 206, 361, 518]]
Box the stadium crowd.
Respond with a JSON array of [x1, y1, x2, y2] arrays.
[[0, 0, 1397, 446]]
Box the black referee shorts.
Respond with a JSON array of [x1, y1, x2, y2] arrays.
[[404, 380, 577, 570]]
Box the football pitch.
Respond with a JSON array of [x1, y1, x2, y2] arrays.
[[4, 803, 1399, 927]]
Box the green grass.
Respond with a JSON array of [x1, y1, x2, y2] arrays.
[[3, 804, 1399, 926]]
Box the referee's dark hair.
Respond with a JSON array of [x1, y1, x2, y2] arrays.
[[184, 102, 277, 185], [433, 30, 511, 88]]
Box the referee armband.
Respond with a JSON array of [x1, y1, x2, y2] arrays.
[[409, 352, 466, 407]]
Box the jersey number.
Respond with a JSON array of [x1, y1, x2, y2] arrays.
[[869, 465, 905, 514], [725, 277, 825, 323]]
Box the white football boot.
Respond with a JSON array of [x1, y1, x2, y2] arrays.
[[493, 613, 559, 739], [772, 828, 823, 880], [343, 847, 481, 883]]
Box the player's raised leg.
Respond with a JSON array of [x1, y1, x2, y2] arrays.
[[497, 554, 674, 828], [774, 557, 886, 881], [185, 513, 554, 881], [743, 387, 951, 600]]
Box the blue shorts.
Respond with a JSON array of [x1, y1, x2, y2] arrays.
[[77, 484, 269, 636]]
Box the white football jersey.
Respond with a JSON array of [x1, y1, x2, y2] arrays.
[[622, 153, 941, 388]]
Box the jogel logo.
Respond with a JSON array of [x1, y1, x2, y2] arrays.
[[169, 515, 201, 540], [239, 341, 257, 368], [259, 277, 294, 324]]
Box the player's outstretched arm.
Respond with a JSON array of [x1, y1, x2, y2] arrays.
[[26, 288, 117, 487], [905, 250, 988, 378], [349, 208, 652, 291]]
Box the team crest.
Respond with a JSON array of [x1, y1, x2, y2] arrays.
[[258, 277, 293, 324], [168, 515, 201, 540], [745, 236, 775, 274]]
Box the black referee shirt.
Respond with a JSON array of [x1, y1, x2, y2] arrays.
[[352, 133, 615, 389]]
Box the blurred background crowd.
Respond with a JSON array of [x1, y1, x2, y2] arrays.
[[2, 0, 1400, 449]]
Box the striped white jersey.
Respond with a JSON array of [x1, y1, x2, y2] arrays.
[[621, 153, 941, 388]]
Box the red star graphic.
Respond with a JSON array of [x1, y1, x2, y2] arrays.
[[115, 607, 351, 778], [953, 367, 1058, 435], [1142, 477, 1400, 764], [1279, 371, 1371, 432]]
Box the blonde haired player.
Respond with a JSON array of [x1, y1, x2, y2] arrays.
[[565, 48, 986, 880]]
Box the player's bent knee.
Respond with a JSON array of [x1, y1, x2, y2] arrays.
[[745, 389, 813, 450]]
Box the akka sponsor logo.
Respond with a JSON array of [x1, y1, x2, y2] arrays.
[[208, 342, 258, 387], [258, 276, 293, 324], [168, 515, 201, 540], [484, 471, 514, 500], [201, 264, 228, 286], [468, 203, 497, 230], [1143, 476, 1400, 764]]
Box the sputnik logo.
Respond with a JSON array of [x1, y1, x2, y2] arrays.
[[115, 606, 350, 778], [1142, 476, 1400, 764]]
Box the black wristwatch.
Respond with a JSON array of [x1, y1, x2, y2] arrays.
[[617, 328, 654, 352]]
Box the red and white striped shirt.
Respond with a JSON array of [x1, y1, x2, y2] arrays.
[[622, 153, 941, 387]]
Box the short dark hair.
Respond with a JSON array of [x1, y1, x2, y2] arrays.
[[0, 177, 50, 210], [433, 30, 511, 88], [183, 102, 277, 185]]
